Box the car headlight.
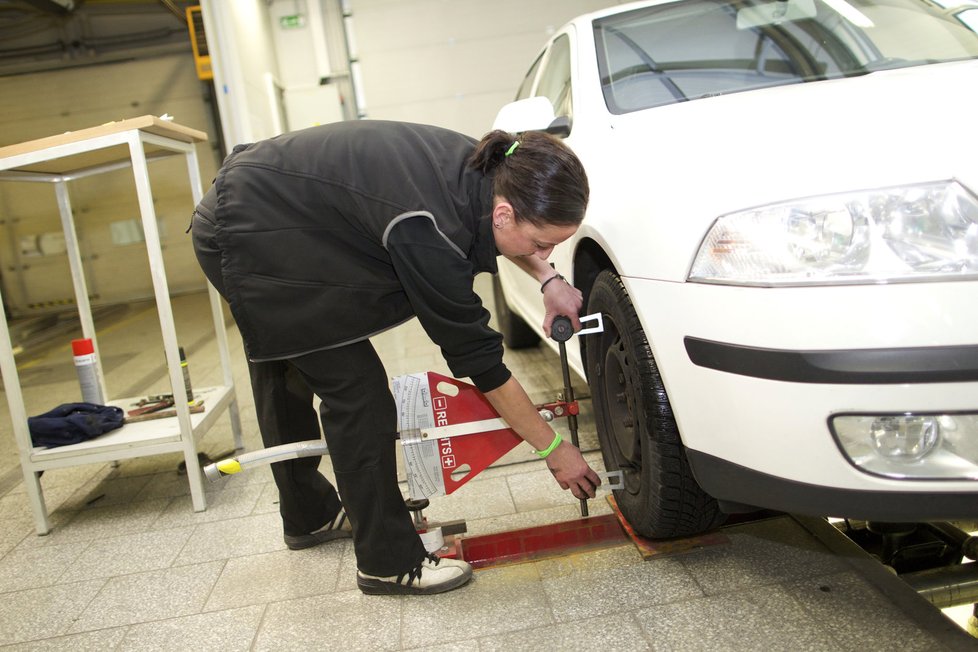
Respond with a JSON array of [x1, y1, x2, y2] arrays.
[[831, 412, 978, 480], [689, 181, 978, 286]]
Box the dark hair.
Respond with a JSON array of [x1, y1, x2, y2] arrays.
[[468, 130, 589, 228]]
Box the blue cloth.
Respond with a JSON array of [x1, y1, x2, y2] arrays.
[[28, 403, 125, 447]]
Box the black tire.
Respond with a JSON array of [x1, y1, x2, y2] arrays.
[[491, 274, 540, 349], [586, 270, 725, 539]]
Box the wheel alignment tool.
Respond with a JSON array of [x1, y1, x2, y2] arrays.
[[202, 313, 607, 514]]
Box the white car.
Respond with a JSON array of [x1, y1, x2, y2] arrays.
[[492, 0, 978, 539]]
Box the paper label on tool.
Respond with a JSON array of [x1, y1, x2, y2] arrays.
[[392, 373, 446, 499]]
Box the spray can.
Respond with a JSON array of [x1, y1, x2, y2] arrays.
[[179, 346, 194, 402], [71, 338, 105, 405]]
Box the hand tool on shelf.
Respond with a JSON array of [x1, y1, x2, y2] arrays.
[[125, 392, 206, 422], [126, 395, 175, 417]]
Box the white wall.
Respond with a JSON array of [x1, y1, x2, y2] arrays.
[[267, 0, 348, 130], [200, 0, 282, 147], [203, 0, 624, 139], [349, 0, 619, 137]]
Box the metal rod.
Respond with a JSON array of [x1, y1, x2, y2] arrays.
[[559, 339, 588, 517], [902, 562, 978, 609]]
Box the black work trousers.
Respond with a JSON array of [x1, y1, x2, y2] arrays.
[[191, 212, 426, 576]]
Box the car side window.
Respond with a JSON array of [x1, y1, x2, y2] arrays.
[[534, 35, 573, 119], [515, 51, 545, 101]]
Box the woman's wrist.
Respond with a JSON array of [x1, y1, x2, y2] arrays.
[[540, 272, 566, 293], [533, 432, 563, 458]]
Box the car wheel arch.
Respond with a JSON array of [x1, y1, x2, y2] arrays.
[[581, 266, 725, 537], [572, 241, 726, 537], [572, 236, 616, 382]]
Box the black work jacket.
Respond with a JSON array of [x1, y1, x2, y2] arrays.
[[197, 120, 510, 391]]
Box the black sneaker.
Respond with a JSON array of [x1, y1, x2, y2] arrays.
[[357, 554, 473, 595], [284, 510, 352, 550]]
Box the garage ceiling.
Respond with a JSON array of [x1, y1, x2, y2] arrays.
[[0, 0, 196, 77]]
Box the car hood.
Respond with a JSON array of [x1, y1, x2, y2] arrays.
[[578, 59, 978, 282]]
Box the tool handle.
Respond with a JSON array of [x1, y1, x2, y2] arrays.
[[550, 315, 574, 342], [550, 313, 605, 342]]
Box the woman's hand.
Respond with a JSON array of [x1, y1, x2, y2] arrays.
[[483, 377, 600, 500], [542, 276, 583, 336], [545, 440, 601, 499]]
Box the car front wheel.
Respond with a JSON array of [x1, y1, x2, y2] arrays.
[[586, 270, 725, 539]]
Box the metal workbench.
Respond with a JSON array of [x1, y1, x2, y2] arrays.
[[0, 116, 243, 535]]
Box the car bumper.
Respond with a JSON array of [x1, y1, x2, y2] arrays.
[[625, 277, 978, 517], [684, 337, 978, 385], [687, 449, 978, 521]]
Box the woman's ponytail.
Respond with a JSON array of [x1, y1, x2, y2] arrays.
[[467, 130, 515, 175]]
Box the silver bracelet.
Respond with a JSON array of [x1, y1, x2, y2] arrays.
[[540, 272, 565, 293]]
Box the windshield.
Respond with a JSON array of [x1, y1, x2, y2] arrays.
[[594, 0, 978, 113]]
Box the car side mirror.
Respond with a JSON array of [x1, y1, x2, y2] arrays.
[[492, 96, 571, 137], [545, 115, 572, 138]]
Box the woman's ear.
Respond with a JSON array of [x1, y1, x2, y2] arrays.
[[492, 198, 515, 229]]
